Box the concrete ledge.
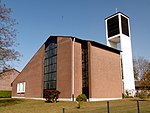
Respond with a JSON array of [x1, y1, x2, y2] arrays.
[[12, 96, 122, 101], [12, 96, 45, 100], [89, 97, 122, 101]]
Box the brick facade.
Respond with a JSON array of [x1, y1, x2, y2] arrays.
[[89, 43, 122, 100], [0, 69, 20, 91], [57, 37, 72, 98], [12, 45, 45, 98], [12, 36, 122, 101]]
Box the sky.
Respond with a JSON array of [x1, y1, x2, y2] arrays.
[[3, 0, 150, 71]]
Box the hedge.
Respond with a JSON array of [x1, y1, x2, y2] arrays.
[[0, 91, 12, 98]]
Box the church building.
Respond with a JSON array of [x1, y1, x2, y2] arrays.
[[12, 36, 122, 101], [12, 12, 136, 101]]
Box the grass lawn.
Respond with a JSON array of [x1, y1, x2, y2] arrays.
[[0, 98, 150, 113]]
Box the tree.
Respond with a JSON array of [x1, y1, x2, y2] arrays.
[[133, 57, 150, 80], [133, 57, 150, 98], [141, 64, 150, 89], [141, 72, 150, 90], [0, 1, 20, 72]]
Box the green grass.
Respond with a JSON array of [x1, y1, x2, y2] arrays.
[[0, 91, 11, 98], [0, 98, 150, 113]]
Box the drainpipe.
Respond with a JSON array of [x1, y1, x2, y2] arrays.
[[72, 37, 75, 101]]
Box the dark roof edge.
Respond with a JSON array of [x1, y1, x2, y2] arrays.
[[47, 36, 121, 54], [105, 12, 129, 20], [70, 36, 121, 54], [90, 41, 121, 54]]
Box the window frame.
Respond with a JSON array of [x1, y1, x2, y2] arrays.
[[17, 82, 26, 93]]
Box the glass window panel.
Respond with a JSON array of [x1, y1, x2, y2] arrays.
[[46, 82, 49, 89], [44, 59, 47, 66], [53, 57, 56, 64], [47, 51, 50, 58], [48, 66, 51, 73], [54, 43, 57, 48], [44, 60, 46, 66], [51, 73, 56, 80], [47, 61, 49, 66], [49, 44, 51, 50], [49, 58, 51, 65], [52, 57, 55, 64], [49, 82, 51, 89], [51, 64, 56, 72], [50, 81, 56, 89], [51, 43, 53, 47], [49, 50, 52, 57], [54, 56, 57, 63], [46, 59, 48, 66], [54, 48, 56, 54], [50, 82, 52, 89], [52, 43, 55, 48], [48, 73, 52, 80], [50, 58, 53, 64], [52, 49, 54, 55], [44, 74, 48, 81], [44, 74, 47, 81], [51, 66, 53, 72], [44, 66, 48, 73], [49, 43, 52, 48], [44, 40, 57, 90], [48, 50, 50, 58], [54, 64, 56, 71]]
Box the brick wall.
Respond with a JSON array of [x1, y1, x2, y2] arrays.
[[57, 37, 72, 98], [89, 43, 122, 99], [0, 69, 20, 91], [12, 45, 45, 98]]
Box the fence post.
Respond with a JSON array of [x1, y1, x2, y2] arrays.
[[107, 101, 110, 113], [137, 100, 140, 113], [62, 108, 65, 113]]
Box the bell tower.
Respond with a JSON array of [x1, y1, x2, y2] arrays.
[[105, 12, 135, 94]]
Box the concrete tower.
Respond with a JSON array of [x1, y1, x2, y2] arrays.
[[105, 12, 135, 94]]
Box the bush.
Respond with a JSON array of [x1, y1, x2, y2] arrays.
[[137, 90, 150, 99], [76, 94, 87, 102], [123, 90, 133, 98], [0, 91, 11, 98], [43, 90, 60, 103]]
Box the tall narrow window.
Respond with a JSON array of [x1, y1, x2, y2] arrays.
[[44, 37, 57, 90], [82, 43, 89, 98]]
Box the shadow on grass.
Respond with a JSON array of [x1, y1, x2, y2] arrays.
[[129, 99, 150, 101], [0, 98, 24, 107], [44, 100, 60, 103]]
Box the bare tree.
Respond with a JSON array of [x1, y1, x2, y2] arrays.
[[0, 1, 20, 72], [133, 57, 150, 80], [141, 63, 150, 89]]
